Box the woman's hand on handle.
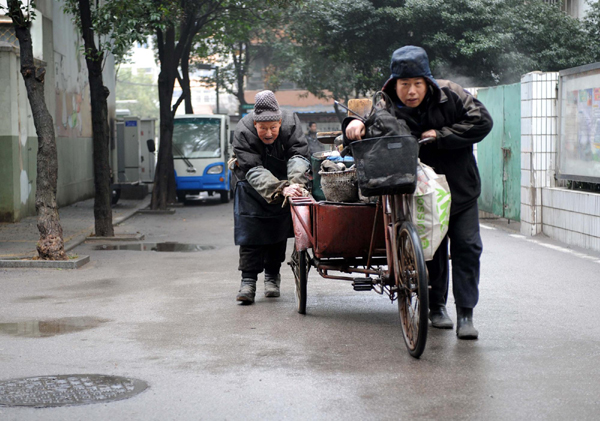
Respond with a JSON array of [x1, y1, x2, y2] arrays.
[[345, 120, 366, 141], [283, 184, 304, 198]]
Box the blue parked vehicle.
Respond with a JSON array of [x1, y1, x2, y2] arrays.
[[173, 114, 232, 203]]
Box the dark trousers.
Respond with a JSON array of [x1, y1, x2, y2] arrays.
[[427, 202, 482, 309], [238, 240, 288, 280]]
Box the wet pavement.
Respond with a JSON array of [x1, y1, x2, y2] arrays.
[[0, 317, 109, 338], [1, 193, 600, 419]]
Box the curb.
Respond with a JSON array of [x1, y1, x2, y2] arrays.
[[114, 196, 152, 226], [0, 255, 90, 269], [64, 196, 152, 252], [85, 233, 145, 242], [136, 209, 176, 215], [3, 196, 152, 262]]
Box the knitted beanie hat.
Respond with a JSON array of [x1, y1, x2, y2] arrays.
[[253, 90, 282, 122]]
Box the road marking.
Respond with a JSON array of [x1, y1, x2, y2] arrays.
[[506, 234, 600, 264], [480, 224, 496, 230]]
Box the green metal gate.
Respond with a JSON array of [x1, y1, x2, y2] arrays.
[[476, 83, 521, 221]]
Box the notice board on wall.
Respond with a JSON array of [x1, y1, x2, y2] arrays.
[[558, 63, 600, 183]]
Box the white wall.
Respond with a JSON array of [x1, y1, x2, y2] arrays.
[[520, 71, 600, 252], [0, 0, 117, 220]]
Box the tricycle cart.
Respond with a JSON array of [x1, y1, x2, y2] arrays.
[[288, 136, 430, 358]]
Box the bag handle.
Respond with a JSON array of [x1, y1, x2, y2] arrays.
[[367, 91, 399, 119]]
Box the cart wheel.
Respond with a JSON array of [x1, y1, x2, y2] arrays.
[[396, 222, 428, 358], [291, 246, 309, 314]]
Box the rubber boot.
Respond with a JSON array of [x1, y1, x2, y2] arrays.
[[264, 274, 281, 298], [236, 279, 256, 304], [456, 307, 479, 339], [429, 305, 454, 329]]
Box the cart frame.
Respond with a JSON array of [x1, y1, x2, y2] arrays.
[[289, 192, 429, 358]]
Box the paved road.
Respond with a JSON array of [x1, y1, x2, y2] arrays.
[[1, 195, 599, 420]]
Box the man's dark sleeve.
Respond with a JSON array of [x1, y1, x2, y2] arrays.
[[435, 81, 494, 150]]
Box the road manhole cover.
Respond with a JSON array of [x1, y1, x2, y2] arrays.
[[0, 375, 148, 407]]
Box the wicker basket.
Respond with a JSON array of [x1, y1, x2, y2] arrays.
[[318, 168, 359, 202]]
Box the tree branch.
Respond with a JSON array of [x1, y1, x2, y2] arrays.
[[172, 70, 185, 117]]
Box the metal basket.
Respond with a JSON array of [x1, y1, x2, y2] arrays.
[[318, 168, 359, 202]]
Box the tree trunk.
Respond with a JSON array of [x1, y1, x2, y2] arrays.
[[78, 0, 114, 237], [152, 74, 177, 209], [151, 25, 179, 210], [234, 42, 248, 115], [8, 1, 66, 260], [151, 9, 202, 210]]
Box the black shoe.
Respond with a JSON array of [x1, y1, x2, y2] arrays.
[[429, 305, 454, 329], [236, 279, 256, 304], [456, 307, 479, 339]]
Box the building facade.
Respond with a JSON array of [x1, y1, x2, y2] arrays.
[[0, 0, 116, 222]]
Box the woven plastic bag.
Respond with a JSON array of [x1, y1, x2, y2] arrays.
[[410, 161, 451, 261]]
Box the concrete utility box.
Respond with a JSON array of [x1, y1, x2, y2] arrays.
[[116, 117, 142, 182], [139, 119, 156, 183]]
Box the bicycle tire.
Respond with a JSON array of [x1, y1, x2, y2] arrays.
[[291, 246, 309, 314], [396, 221, 429, 358]]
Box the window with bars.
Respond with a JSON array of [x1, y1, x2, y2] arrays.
[[0, 24, 18, 47]]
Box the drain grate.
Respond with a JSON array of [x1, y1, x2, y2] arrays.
[[0, 375, 148, 407]]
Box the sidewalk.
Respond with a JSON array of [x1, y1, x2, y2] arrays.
[[0, 196, 151, 259]]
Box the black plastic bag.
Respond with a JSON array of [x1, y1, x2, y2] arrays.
[[350, 134, 419, 196]]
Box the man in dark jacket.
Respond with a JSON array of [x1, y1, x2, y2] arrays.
[[231, 90, 310, 304], [345, 46, 493, 339]]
